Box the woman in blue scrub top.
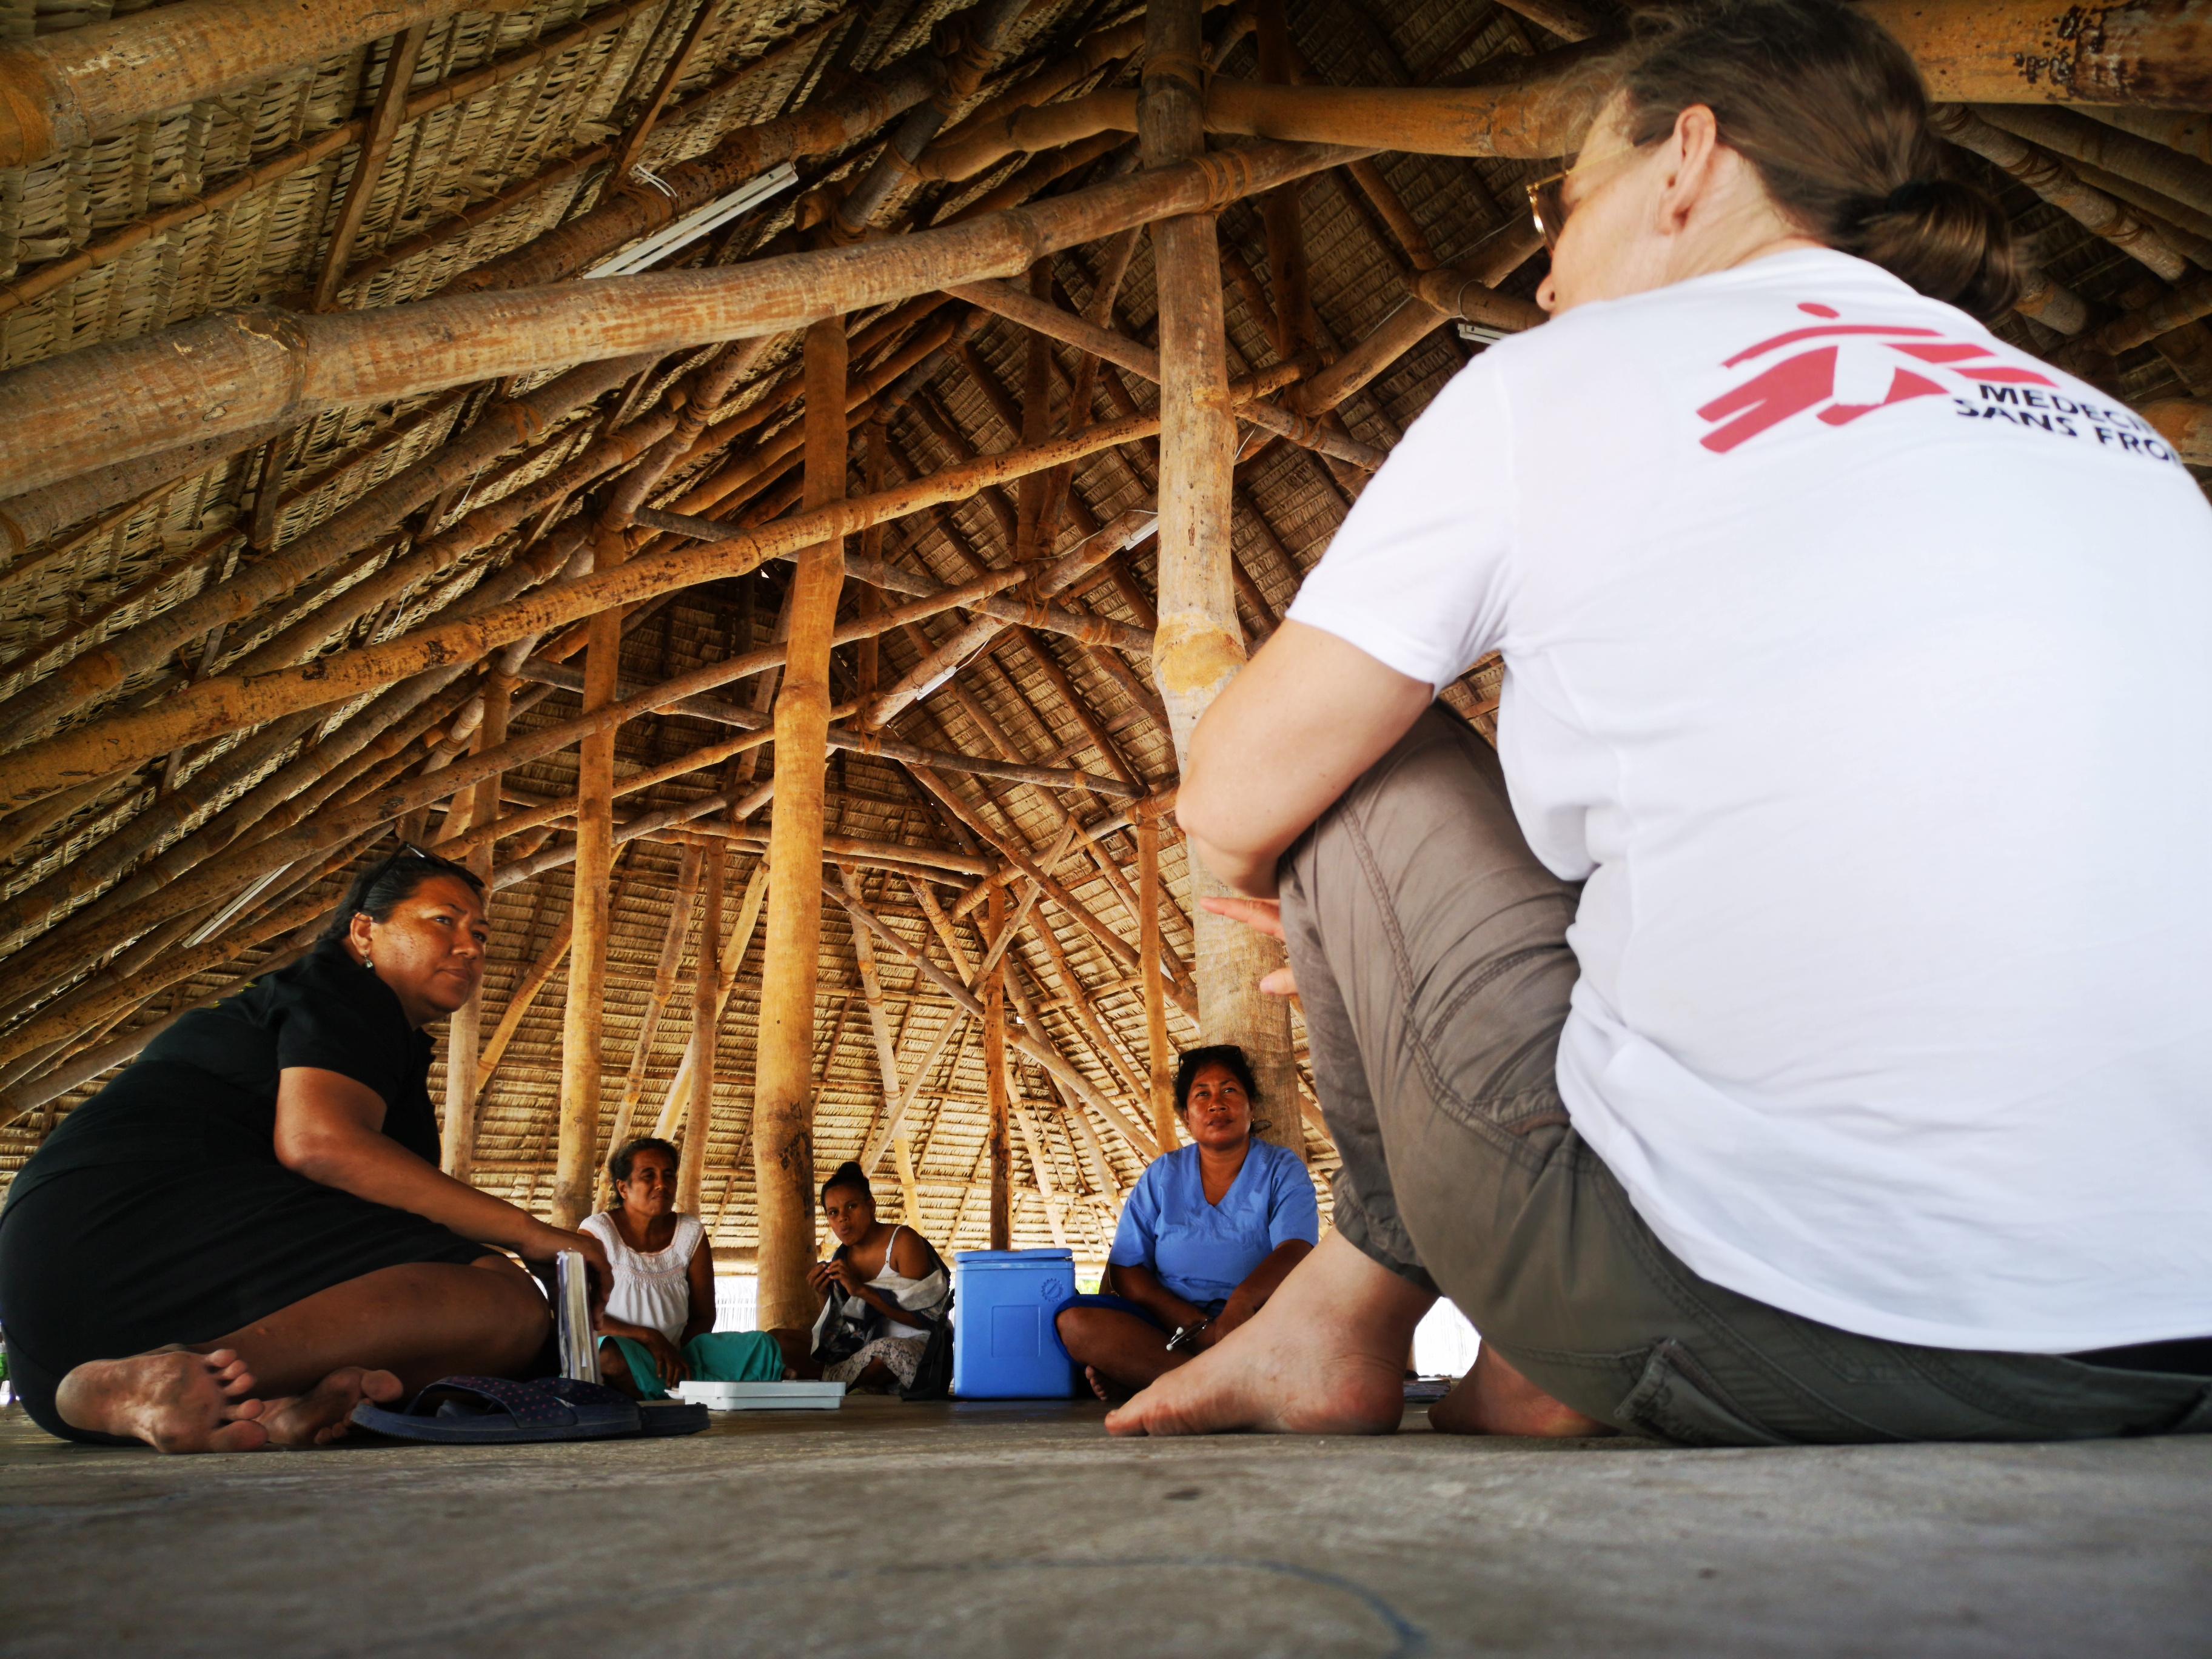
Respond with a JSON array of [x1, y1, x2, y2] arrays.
[[1057, 1045, 1318, 1398]]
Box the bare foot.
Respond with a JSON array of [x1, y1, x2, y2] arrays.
[[1105, 1316, 1405, 1438], [1427, 1347, 1614, 1438], [54, 1347, 270, 1453], [258, 1367, 404, 1448], [1085, 1366, 1125, 1404]]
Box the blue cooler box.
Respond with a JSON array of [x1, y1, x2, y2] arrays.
[[951, 1248, 1079, 1398]]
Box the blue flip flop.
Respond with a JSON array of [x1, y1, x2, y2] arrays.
[[350, 1375, 643, 1444]]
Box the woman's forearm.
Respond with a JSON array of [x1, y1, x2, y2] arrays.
[[597, 1315, 663, 1344], [1113, 1265, 1205, 1331], [288, 1127, 550, 1255]]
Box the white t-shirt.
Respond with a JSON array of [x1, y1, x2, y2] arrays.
[[1287, 249, 2212, 1352]]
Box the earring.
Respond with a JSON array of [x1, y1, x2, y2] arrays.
[[363, 953, 374, 970]]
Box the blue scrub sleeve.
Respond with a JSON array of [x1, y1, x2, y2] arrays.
[[1109, 1162, 1162, 1269], [1268, 1151, 1322, 1249]]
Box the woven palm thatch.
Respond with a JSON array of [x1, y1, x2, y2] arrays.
[[0, 0, 2205, 1267]]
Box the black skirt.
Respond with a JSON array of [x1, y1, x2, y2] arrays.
[[0, 942, 488, 1441]]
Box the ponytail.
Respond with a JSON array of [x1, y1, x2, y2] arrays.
[[1608, 0, 2020, 318]]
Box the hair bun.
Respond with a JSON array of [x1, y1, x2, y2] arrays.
[[1854, 175, 2019, 320]]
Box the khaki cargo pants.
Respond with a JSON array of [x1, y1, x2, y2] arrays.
[[1278, 707, 2212, 1445]]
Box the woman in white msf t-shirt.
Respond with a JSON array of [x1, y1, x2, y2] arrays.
[[1110, 0, 2212, 1447]]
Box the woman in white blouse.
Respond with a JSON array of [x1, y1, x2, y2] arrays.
[[582, 1138, 782, 1397]]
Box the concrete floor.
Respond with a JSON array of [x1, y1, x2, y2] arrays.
[[2, 1396, 2208, 1658]]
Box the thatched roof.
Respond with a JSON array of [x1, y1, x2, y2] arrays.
[[0, 0, 2206, 1259]]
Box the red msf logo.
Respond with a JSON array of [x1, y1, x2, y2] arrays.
[[1698, 303, 2054, 454]]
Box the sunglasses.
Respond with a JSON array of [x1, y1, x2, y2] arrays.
[[1525, 144, 1649, 249]]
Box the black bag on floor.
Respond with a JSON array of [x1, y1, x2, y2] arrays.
[[900, 1291, 954, 1401]]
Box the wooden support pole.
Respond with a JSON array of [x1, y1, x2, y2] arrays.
[[1144, 0, 1304, 1164], [601, 843, 706, 1204], [984, 882, 1013, 1249], [1010, 1099, 1070, 1248], [1137, 814, 1179, 1154], [652, 862, 766, 1141], [439, 711, 492, 1181], [753, 316, 849, 1332], [678, 843, 723, 1216], [552, 545, 627, 1226]]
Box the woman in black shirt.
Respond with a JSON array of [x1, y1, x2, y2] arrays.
[[0, 846, 611, 1450]]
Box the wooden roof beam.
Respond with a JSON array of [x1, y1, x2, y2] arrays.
[[0, 138, 1362, 496], [0, 0, 531, 171]]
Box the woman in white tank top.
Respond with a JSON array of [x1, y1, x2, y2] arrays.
[[581, 1137, 783, 1398], [806, 1161, 948, 1390]]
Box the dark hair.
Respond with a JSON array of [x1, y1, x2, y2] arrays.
[[1173, 1044, 1259, 1116], [1606, 0, 2019, 318], [318, 841, 486, 945], [608, 1136, 680, 1187], [821, 1160, 873, 1205]]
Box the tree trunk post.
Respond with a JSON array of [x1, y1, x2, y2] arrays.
[[752, 316, 848, 1329], [985, 880, 1012, 1248], [1141, 0, 1304, 1159]]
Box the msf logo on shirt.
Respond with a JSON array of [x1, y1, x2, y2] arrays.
[[1696, 302, 2056, 454]]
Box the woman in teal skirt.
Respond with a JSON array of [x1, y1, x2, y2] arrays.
[[581, 1138, 782, 1398]]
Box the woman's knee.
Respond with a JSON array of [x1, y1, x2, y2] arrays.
[[1055, 1307, 1101, 1357], [470, 1256, 552, 1356]]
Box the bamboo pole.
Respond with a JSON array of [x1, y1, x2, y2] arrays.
[[1931, 105, 2190, 280], [677, 843, 723, 1216], [860, 507, 1157, 728], [1145, 0, 1303, 1165], [1136, 814, 1178, 1154], [312, 24, 432, 312], [651, 862, 766, 1141], [1256, 0, 1322, 364], [600, 842, 706, 1203], [1010, 1099, 1068, 1248], [862, 1008, 968, 1178], [826, 0, 1034, 242], [947, 277, 1387, 466], [0, 394, 1216, 809], [0, 0, 529, 170], [753, 317, 849, 1332], [2141, 397, 2212, 462], [841, 865, 925, 1223], [0, 140, 1362, 494], [1977, 103, 2212, 221], [0, 354, 648, 748], [828, 878, 1159, 1159]]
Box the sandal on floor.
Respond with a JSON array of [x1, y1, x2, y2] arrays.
[[636, 1399, 709, 1437], [350, 1375, 643, 1444]]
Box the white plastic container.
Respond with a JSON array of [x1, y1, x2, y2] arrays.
[[674, 1379, 847, 1412]]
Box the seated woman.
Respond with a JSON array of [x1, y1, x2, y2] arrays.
[[1057, 1045, 1319, 1399], [582, 1136, 782, 1398], [802, 1161, 947, 1392], [0, 844, 611, 1452]]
